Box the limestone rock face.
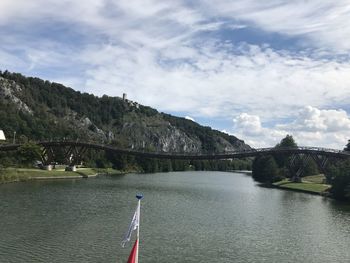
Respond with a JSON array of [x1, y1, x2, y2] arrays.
[[120, 118, 201, 153], [0, 77, 33, 115], [62, 109, 107, 141]]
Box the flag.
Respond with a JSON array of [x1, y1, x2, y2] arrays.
[[127, 239, 138, 263], [121, 194, 143, 263], [121, 202, 140, 247]]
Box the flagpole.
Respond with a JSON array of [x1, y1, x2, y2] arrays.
[[136, 194, 143, 263]]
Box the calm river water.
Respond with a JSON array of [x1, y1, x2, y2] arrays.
[[1, 171, 350, 263]]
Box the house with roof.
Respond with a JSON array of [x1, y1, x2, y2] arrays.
[[0, 130, 6, 141]]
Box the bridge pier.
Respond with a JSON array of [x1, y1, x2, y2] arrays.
[[41, 146, 56, 167], [42, 164, 53, 171], [310, 154, 331, 183], [288, 154, 312, 182], [65, 165, 77, 172], [288, 154, 298, 182], [288, 153, 334, 183], [40, 144, 87, 169], [64, 145, 87, 167]]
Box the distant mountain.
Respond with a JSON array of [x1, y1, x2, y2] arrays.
[[0, 70, 251, 153]]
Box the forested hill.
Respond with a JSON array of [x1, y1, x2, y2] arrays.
[[0, 70, 250, 153]]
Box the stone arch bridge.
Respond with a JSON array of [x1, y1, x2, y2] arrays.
[[1, 141, 349, 181]]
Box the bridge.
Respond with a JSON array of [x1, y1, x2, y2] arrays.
[[1, 141, 349, 181]]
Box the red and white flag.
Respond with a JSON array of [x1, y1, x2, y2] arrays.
[[121, 195, 143, 263], [121, 202, 140, 248], [126, 239, 138, 263]]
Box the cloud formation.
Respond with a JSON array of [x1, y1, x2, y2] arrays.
[[233, 106, 350, 149], [1, 0, 350, 149], [202, 0, 350, 52], [185, 116, 195, 122], [80, 42, 350, 121]]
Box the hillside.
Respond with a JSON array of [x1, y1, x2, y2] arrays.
[[0, 70, 250, 154]]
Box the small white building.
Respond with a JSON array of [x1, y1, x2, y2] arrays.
[[0, 130, 5, 140]]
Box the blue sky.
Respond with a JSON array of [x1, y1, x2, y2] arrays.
[[1, 0, 350, 149]]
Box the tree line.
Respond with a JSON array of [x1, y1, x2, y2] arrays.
[[0, 143, 252, 174], [252, 135, 350, 201]]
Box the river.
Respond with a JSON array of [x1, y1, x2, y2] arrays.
[[0, 171, 350, 262]]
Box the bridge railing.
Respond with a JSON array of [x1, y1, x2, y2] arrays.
[[1, 141, 350, 158], [222, 146, 350, 156]]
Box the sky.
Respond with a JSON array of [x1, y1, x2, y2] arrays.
[[1, 0, 350, 149]]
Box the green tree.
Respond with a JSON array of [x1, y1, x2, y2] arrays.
[[18, 142, 42, 166], [344, 140, 350, 151], [303, 158, 319, 176], [275, 134, 298, 148], [274, 135, 298, 174], [329, 160, 350, 200], [252, 155, 280, 183], [162, 159, 173, 172]]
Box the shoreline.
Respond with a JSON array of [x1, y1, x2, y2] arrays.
[[1, 168, 253, 184], [228, 170, 252, 174], [271, 176, 331, 197], [31, 173, 98, 180], [0, 168, 127, 184], [272, 183, 329, 196], [0, 170, 333, 200]]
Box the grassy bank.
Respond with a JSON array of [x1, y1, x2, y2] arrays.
[[273, 175, 330, 195], [0, 167, 124, 184]]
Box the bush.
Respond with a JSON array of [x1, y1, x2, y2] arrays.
[[18, 142, 42, 167], [252, 155, 281, 183], [329, 160, 350, 200]]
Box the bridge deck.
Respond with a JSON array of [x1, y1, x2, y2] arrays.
[[1, 141, 349, 160]]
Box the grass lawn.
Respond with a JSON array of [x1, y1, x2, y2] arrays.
[[0, 167, 122, 184], [16, 168, 84, 177], [91, 167, 126, 176], [302, 174, 326, 184], [274, 177, 330, 194]]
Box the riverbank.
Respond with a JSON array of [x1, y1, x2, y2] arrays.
[[0, 167, 126, 184], [273, 175, 330, 195], [228, 170, 252, 174]]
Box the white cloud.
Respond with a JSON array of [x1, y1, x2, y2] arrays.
[[226, 24, 247, 30], [233, 113, 262, 137], [81, 42, 350, 122], [201, 0, 350, 52], [233, 106, 350, 149], [1, 0, 350, 150], [277, 106, 350, 133], [3, 1, 350, 52], [185, 116, 195, 122]]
